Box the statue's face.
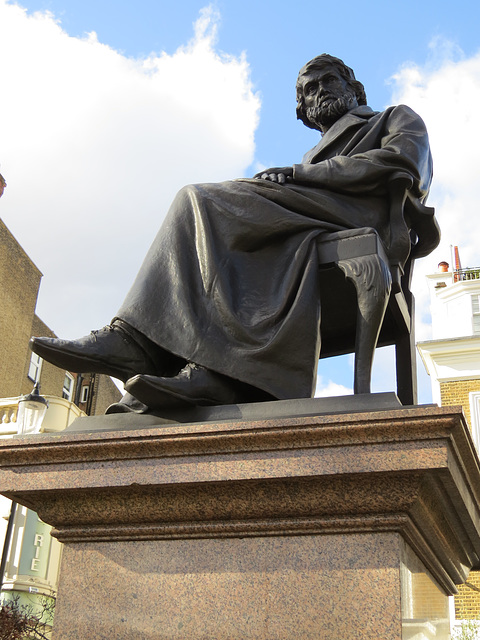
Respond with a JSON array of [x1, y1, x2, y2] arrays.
[[297, 63, 358, 131], [297, 65, 350, 112]]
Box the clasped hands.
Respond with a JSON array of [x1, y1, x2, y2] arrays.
[[253, 167, 294, 184]]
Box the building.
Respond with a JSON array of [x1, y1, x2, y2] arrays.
[[0, 215, 122, 633], [0, 217, 121, 413], [418, 257, 480, 626]]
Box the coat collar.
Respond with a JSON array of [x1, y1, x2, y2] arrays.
[[303, 105, 378, 163]]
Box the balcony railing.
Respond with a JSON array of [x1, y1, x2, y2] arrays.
[[0, 398, 19, 434], [0, 395, 86, 436], [454, 267, 480, 282]]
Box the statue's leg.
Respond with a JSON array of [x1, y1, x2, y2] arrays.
[[116, 181, 323, 401]]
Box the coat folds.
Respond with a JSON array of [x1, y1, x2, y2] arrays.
[[117, 104, 437, 400]]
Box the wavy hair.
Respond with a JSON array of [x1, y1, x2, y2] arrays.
[[296, 54, 367, 129]]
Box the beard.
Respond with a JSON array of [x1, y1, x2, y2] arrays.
[[306, 91, 358, 131]]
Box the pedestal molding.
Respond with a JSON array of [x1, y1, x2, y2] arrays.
[[52, 511, 460, 594], [0, 406, 469, 468]]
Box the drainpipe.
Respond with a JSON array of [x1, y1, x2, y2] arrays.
[[0, 502, 17, 589]]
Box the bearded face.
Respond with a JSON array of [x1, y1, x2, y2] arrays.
[[305, 90, 358, 131], [296, 65, 360, 133]]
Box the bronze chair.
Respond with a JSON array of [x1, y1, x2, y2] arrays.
[[316, 176, 439, 405]]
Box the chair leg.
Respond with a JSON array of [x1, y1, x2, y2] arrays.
[[338, 255, 392, 395], [395, 331, 417, 405], [394, 290, 417, 405]]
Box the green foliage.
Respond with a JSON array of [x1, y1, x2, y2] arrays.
[[0, 596, 54, 640], [453, 619, 480, 640]]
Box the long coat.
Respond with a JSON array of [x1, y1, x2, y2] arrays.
[[117, 104, 438, 400]]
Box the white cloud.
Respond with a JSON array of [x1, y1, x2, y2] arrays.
[[390, 42, 480, 323], [0, 2, 260, 337], [315, 376, 352, 398], [387, 42, 480, 401]]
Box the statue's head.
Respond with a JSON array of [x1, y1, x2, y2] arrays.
[[0, 174, 5, 198], [296, 54, 367, 132]]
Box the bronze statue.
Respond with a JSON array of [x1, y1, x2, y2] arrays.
[[30, 54, 439, 411]]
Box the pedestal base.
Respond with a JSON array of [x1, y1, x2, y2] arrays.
[[0, 405, 478, 639], [56, 533, 450, 639]]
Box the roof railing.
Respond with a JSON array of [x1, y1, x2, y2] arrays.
[[454, 267, 480, 282]]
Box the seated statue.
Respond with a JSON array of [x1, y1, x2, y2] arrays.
[[30, 54, 439, 411]]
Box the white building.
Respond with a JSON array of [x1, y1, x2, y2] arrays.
[[0, 395, 85, 635], [418, 259, 480, 626], [418, 263, 480, 446]]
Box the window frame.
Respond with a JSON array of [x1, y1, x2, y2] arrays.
[[27, 352, 43, 383], [62, 372, 75, 401]]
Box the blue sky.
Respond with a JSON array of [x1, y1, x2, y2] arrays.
[[1, 0, 480, 403], [14, 0, 480, 168]]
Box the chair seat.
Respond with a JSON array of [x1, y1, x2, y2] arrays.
[[316, 227, 415, 404], [317, 227, 388, 263]]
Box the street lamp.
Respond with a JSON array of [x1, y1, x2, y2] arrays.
[[16, 382, 48, 435]]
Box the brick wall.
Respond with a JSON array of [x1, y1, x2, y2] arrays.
[[0, 219, 42, 398], [21, 315, 66, 397], [440, 377, 480, 619], [411, 572, 450, 619], [74, 372, 121, 415], [440, 379, 480, 428], [455, 572, 480, 620], [91, 374, 122, 414]]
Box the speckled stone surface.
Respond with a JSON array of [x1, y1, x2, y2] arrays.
[[55, 533, 404, 639], [0, 404, 478, 638]]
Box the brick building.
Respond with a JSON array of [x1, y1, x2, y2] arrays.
[[418, 259, 480, 624], [0, 217, 121, 414]]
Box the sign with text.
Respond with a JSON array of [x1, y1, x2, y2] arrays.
[[18, 511, 51, 579]]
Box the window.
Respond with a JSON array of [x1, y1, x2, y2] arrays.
[[469, 391, 480, 454], [62, 373, 75, 401], [473, 295, 480, 335], [80, 385, 89, 404], [27, 353, 42, 382]]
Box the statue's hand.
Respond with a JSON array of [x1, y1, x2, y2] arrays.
[[253, 167, 294, 184]]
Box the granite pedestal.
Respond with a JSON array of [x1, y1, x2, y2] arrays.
[[1, 402, 480, 639]]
